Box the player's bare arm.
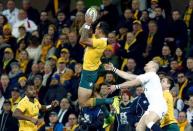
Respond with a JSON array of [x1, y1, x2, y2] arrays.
[[79, 16, 93, 47], [109, 78, 142, 93], [104, 63, 138, 80]]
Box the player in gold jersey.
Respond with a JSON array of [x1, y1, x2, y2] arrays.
[[78, 15, 120, 127], [160, 76, 180, 131], [13, 82, 59, 131]]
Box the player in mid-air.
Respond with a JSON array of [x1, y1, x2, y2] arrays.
[[105, 61, 167, 131], [78, 8, 120, 128]]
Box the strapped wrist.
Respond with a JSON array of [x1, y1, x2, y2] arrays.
[[112, 67, 117, 73], [115, 85, 121, 90], [84, 24, 91, 29]]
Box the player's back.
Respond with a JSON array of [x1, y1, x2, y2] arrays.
[[83, 37, 107, 71]]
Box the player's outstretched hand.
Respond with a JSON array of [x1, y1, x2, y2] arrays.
[[104, 63, 114, 71], [51, 100, 59, 108], [108, 85, 116, 94]]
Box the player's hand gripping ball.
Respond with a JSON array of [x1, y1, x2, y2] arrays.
[[85, 7, 98, 23]]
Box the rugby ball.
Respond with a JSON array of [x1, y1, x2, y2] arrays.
[[85, 7, 98, 22]]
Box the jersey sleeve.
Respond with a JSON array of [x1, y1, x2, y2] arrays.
[[92, 38, 106, 48], [16, 99, 27, 112], [136, 73, 151, 85]]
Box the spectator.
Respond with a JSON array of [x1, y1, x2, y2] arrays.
[[65, 113, 79, 131], [38, 11, 52, 40], [9, 87, 21, 112], [0, 2, 3, 14], [45, 0, 71, 17], [22, 0, 40, 24], [118, 32, 144, 69], [126, 87, 149, 130], [117, 8, 134, 32], [8, 62, 23, 88], [2, 24, 17, 52], [45, 111, 64, 131], [170, 87, 184, 119], [27, 63, 40, 81], [70, 0, 86, 20], [0, 74, 10, 99], [148, 0, 159, 19], [56, 98, 74, 126], [42, 63, 53, 87], [26, 36, 41, 63], [177, 72, 193, 103], [165, 10, 188, 50], [0, 35, 10, 66], [102, 45, 119, 68], [0, 15, 8, 35], [17, 25, 31, 44], [107, 32, 121, 55], [154, 6, 166, 34], [55, 11, 71, 35], [0, 99, 19, 131], [100, 0, 119, 29], [132, 20, 146, 52], [0, 89, 5, 114], [116, 90, 132, 131], [71, 11, 85, 34], [16, 39, 28, 61], [18, 76, 27, 97], [168, 59, 180, 82], [187, 96, 193, 124], [186, 57, 193, 80], [123, 58, 142, 75], [1, 48, 17, 74], [2, 0, 19, 26], [173, 47, 186, 71], [17, 50, 33, 75], [47, 55, 57, 72], [47, 24, 58, 43], [178, 111, 189, 131], [67, 31, 84, 63], [56, 34, 70, 55], [131, 0, 141, 20], [40, 34, 55, 62], [143, 20, 164, 61], [12, 9, 37, 38], [183, 0, 193, 44], [43, 74, 67, 105], [159, 45, 173, 72]]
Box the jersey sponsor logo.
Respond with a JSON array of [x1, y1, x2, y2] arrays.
[[120, 112, 128, 125]]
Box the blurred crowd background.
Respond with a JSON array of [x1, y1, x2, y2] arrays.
[[0, 0, 193, 131]]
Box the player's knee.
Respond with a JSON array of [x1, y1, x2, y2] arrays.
[[136, 125, 143, 131], [78, 98, 86, 107]]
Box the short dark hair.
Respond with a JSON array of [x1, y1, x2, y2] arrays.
[[25, 80, 34, 90], [164, 76, 175, 90], [97, 21, 110, 36]]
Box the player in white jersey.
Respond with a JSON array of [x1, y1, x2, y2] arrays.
[[105, 61, 167, 131]]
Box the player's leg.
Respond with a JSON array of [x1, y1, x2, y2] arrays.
[[144, 111, 161, 131], [78, 70, 120, 112], [136, 113, 147, 131]]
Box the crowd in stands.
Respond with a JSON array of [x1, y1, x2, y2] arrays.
[[0, 0, 193, 130]]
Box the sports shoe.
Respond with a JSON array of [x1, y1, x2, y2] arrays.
[[103, 114, 115, 128], [112, 96, 120, 114]]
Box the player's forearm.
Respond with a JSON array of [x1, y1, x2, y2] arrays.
[[115, 79, 141, 90], [41, 105, 52, 112], [112, 67, 137, 80], [13, 109, 34, 122], [80, 24, 91, 43]]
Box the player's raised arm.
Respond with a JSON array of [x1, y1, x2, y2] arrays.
[[104, 63, 138, 80], [79, 7, 98, 47]]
